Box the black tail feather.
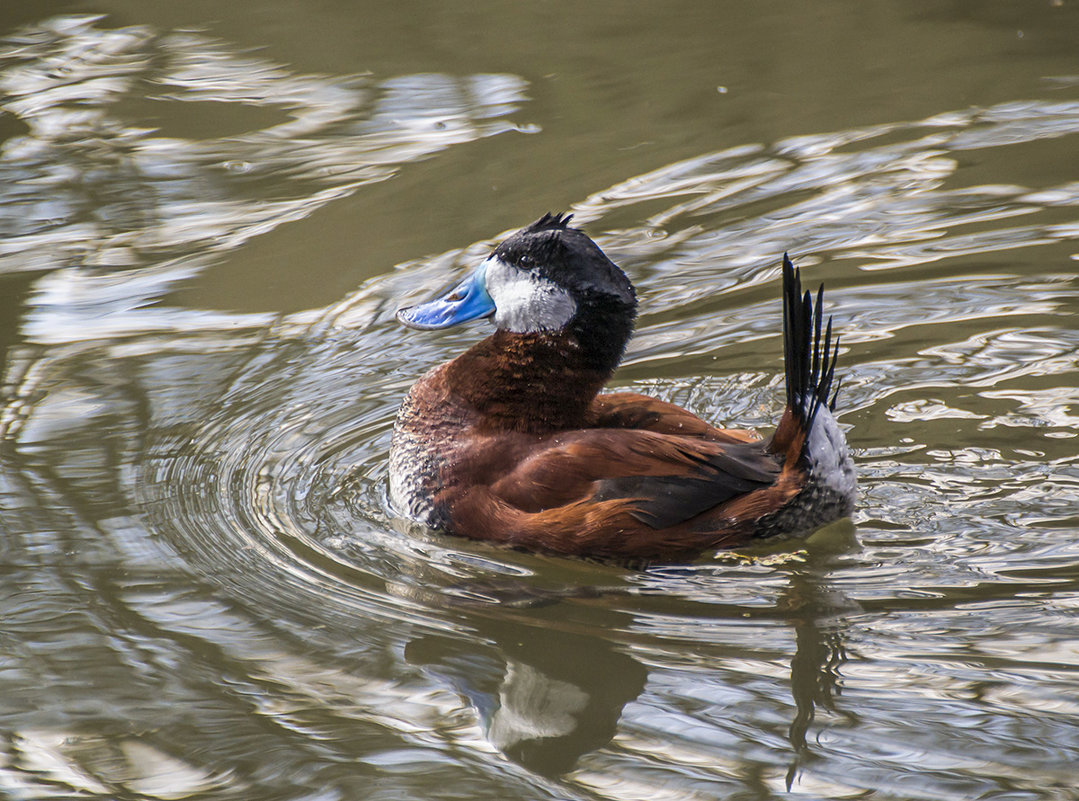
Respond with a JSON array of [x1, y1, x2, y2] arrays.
[[781, 253, 840, 446], [829, 375, 842, 412]]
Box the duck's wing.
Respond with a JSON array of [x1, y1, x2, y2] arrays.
[[587, 392, 760, 443], [456, 429, 785, 546], [443, 429, 798, 559]]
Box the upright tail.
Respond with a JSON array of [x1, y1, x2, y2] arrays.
[[772, 253, 841, 460]]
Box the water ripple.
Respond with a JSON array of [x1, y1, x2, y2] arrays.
[[2, 15, 1079, 797], [0, 15, 534, 289]]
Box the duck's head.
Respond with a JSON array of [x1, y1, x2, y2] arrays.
[[397, 214, 637, 365]]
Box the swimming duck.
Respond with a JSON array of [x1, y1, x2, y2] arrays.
[[390, 214, 855, 563]]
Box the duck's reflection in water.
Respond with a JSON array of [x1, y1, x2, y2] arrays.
[[780, 566, 858, 789], [401, 578, 638, 781], [407, 598, 647, 777], [405, 550, 857, 781]]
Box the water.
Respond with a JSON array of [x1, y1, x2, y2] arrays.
[[2, 3, 1078, 799]]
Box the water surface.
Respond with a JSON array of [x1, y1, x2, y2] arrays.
[[2, 3, 1078, 799]]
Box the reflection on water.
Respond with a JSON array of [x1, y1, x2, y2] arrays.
[[0, 14, 532, 291], [408, 611, 648, 778], [2, 10, 1079, 801]]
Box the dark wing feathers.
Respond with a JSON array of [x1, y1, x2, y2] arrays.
[[593, 440, 779, 528], [676, 441, 779, 484], [488, 429, 780, 531]]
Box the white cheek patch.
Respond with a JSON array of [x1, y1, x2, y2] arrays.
[[483, 256, 577, 333]]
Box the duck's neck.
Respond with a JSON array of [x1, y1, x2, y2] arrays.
[[444, 329, 619, 433]]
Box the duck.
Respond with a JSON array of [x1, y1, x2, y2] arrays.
[[389, 213, 856, 563]]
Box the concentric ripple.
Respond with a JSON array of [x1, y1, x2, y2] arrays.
[[121, 96, 1079, 792], [2, 13, 1079, 798]]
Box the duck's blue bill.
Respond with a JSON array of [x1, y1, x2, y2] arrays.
[[396, 263, 495, 330]]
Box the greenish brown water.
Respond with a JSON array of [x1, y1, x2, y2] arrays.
[[2, 3, 1079, 799]]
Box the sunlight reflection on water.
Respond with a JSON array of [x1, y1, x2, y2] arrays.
[[1, 11, 1079, 801], [0, 15, 533, 282]]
